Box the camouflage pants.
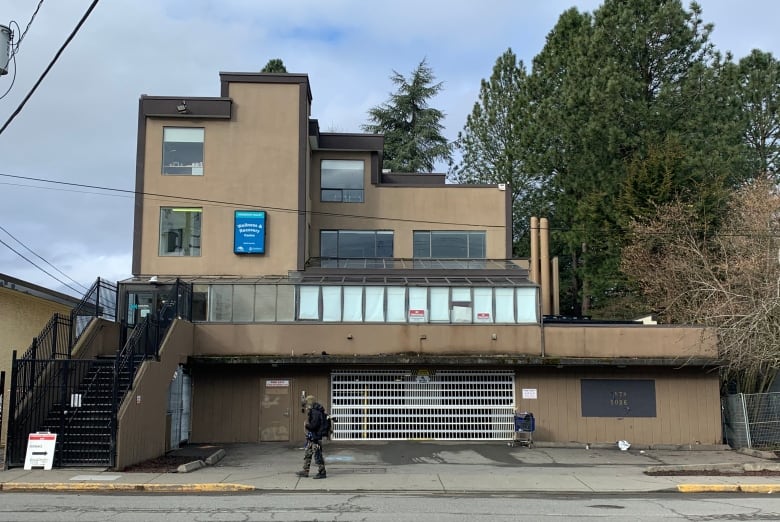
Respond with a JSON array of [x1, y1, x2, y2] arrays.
[[302, 441, 325, 474]]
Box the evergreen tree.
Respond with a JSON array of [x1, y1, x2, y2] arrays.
[[450, 49, 546, 256], [261, 59, 287, 73], [528, 0, 744, 317], [363, 59, 451, 172], [737, 50, 780, 178]]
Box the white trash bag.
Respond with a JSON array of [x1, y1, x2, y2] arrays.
[[617, 440, 631, 451]]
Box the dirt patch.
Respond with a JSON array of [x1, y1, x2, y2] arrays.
[[122, 455, 195, 473]]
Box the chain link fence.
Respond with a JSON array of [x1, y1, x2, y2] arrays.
[[723, 392, 780, 449]]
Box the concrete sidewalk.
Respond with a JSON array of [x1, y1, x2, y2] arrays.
[[2, 442, 779, 494]]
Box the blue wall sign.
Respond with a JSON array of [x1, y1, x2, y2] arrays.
[[234, 210, 266, 254]]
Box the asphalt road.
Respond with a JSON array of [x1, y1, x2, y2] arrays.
[[1, 492, 779, 521]]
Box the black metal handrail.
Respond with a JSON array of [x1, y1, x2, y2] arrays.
[[70, 278, 118, 349], [5, 278, 118, 467], [110, 279, 192, 467]]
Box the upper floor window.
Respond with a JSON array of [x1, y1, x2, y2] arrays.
[[159, 207, 202, 256], [163, 127, 204, 175], [413, 231, 486, 259], [320, 230, 393, 258], [321, 159, 364, 202]]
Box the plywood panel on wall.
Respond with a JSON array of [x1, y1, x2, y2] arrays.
[[190, 367, 261, 443]]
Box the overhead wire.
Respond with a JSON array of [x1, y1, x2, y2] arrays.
[[1, 171, 778, 238], [9, 0, 45, 57], [0, 224, 89, 292], [0, 236, 83, 295], [0, 0, 100, 137], [0, 172, 506, 228]]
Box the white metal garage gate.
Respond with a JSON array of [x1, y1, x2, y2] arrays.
[[330, 370, 516, 440]]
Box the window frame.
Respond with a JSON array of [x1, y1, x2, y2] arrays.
[[162, 127, 204, 176], [158, 207, 202, 257], [413, 230, 487, 259], [320, 159, 365, 203], [320, 230, 394, 259]]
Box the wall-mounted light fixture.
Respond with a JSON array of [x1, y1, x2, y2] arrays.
[[347, 334, 353, 340], [491, 333, 497, 340], [419, 334, 427, 340], [176, 100, 189, 114]]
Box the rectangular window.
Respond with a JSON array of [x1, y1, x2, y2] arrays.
[[473, 288, 493, 323], [163, 127, 204, 175], [159, 207, 202, 256], [343, 287, 363, 322], [322, 286, 342, 322], [451, 288, 472, 323], [413, 231, 486, 259], [494, 288, 515, 323], [365, 287, 385, 322], [298, 286, 320, 320], [276, 285, 295, 321], [209, 285, 232, 322], [408, 287, 428, 322], [429, 287, 450, 322], [517, 287, 538, 323], [254, 285, 277, 322], [192, 284, 208, 321], [232, 285, 254, 322], [321, 159, 364, 202], [320, 230, 393, 258], [387, 287, 406, 322]]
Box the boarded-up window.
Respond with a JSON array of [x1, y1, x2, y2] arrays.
[[580, 379, 657, 417]]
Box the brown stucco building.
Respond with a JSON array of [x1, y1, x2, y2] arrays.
[[104, 72, 722, 468]]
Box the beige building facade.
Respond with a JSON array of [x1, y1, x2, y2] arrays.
[[0, 274, 79, 449], [108, 72, 722, 468]]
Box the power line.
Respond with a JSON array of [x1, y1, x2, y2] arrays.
[[0, 0, 100, 137], [0, 236, 83, 295], [10, 0, 45, 58], [0, 172, 506, 228], [0, 224, 89, 292], [3, 171, 780, 239]]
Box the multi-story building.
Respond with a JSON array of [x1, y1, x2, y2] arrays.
[[109, 71, 721, 468], [3, 72, 722, 470]]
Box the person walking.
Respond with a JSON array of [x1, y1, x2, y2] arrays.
[[296, 395, 327, 479]]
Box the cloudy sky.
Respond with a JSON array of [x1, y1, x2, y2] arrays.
[[1, 0, 778, 297]]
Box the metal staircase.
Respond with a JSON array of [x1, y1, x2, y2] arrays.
[[4, 278, 191, 469]]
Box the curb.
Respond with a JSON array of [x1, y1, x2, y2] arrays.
[[0, 482, 256, 493], [647, 462, 780, 474], [678, 484, 780, 494], [178, 449, 225, 473]]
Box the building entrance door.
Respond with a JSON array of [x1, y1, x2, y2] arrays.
[[260, 378, 291, 441]]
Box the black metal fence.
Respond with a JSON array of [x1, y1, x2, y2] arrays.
[[5, 278, 191, 468], [71, 278, 117, 347], [4, 278, 118, 467]]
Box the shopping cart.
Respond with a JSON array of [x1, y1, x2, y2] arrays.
[[510, 411, 535, 447]]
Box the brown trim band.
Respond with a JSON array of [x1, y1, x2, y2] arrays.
[[141, 97, 232, 119]]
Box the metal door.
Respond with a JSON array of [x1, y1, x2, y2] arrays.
[[260, 378, 291, 441]]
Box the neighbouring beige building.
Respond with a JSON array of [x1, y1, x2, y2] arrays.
[[3, 72, 722, 470], [0, 274, 79, 449]]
